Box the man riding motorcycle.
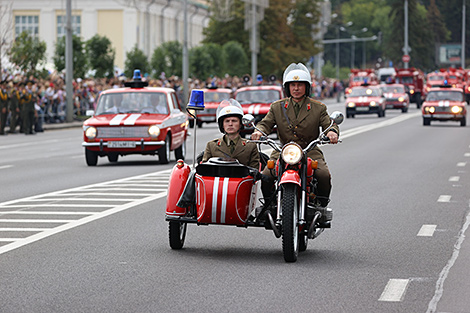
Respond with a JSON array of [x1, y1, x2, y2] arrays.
[[251, 63, 340, 220]]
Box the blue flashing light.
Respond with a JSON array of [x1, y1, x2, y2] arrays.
[[256, 74, 263, 82], [133, 69, 142, 80], [187, 89, 205, 110], [389, 61, 393, 67], [444, 79, 448, 85]]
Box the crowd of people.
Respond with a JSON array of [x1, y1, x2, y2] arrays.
[[0, 69, 344, 135]]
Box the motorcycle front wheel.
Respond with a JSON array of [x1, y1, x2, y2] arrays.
[[169, 221, 187, 249], [281, 184, 299, 262]]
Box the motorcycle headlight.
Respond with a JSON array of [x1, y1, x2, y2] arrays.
[[85, 126, 97, 140], [148, 125, 161, 138], [281, 143, 303, 165], [451, 106, 462, 114]]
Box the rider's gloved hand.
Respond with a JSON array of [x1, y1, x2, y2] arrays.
[[251, 131, 263, 140]]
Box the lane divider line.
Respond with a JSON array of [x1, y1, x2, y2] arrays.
[[417, 225, 437, 237], [379, 279, 410, 302], [438, 195, 452, 203]]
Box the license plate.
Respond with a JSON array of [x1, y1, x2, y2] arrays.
[[356, 106, 369, 112], [108, 141, 136, 148], [200, 116, 215, 121]]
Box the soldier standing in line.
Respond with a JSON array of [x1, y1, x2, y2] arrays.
[[21, 81, 37, 135], [0, 80, 8, 135], [8, 81, 21, 134]]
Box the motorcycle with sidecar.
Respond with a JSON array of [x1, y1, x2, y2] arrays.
[[165, 111, 343, 262]]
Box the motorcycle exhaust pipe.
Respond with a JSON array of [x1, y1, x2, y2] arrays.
[[307, 212, 321, 239], [267, 213, 281, 238]]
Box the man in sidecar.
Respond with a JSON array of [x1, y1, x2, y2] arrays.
[[250, 62, 340, 221], [202, 99, 260, 169]]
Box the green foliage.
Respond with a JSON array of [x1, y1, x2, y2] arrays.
[[9, 31, 47, 77], [190, 43, 225, 79], [322, 61, 350, 81], [150, 41, 182, 77], [53, 35, 88, 78], [124, 45, 149, 78], [222, 41, 249, 76], [86, 34, 115, 78]]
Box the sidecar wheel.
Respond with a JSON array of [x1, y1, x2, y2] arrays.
[[281, 184, 299, 262], [169, 221, 187, 249]]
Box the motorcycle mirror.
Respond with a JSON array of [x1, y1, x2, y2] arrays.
[[242, 114, 255, 127], [330, 111, 344, 125]]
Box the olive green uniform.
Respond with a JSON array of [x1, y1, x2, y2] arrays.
[[21, 91, 37, 134], [8, 88, 21, 133], [256, 96, 340, 205], [0, 87, 8, 135], [202, 135, 260, 169]]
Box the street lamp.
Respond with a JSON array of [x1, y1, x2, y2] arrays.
[[348, 27, 368, 68], [329, 21, 352, 80]]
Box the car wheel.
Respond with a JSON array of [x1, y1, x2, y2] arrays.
[[461, 117, 466, 127], [402, 107, 408, 113], [169, 221, 187, 249], [85, 148, 98, 166], [175, 139, 186, 160], [197, 121, 203, 128], [423, 117, 431, 126], [108, 153, 119, 163], [158, 133, 171, 164]]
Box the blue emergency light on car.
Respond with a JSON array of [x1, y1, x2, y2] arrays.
[[124, 69, 148, 88], [133, 69, 142, 80], [187, 89, 205, 110]]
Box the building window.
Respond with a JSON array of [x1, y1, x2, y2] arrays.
[[15, 15, 39, 38], [57, 15, 81, 38]]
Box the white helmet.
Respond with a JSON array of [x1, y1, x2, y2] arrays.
[[282, 63, 312, 97], [216, 99, 244, 133]]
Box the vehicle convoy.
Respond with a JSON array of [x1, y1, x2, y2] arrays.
[[234, 84, 284, 136], [346, 84, 386, 118], [376, 67, 396, 84], [82, 70, 188, 166], [188, 86, 232, 128], [425, 71, 450, 94], [394, 67, 425, 108], [345, 68, 378, 96], [380, 83, 410, 113], [165, 110, 344, 262], [422, 86, 467, 127]]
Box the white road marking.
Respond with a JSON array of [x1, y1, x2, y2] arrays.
[[464, 153, 470, 157], [0, 165, 13, 170], [457, 162, 467, 167], [417, 225, 437, 237], [340, 112, 421, 139], [437, 195, 452, 203], [0, 219, 78, 223], [426, 205, 470, 312], [379, 279, 410, 302], [449, 176, 460, 182]]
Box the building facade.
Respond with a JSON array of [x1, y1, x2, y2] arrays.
[[0, 0, 209, 71]]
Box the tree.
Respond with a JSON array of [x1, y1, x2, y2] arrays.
[[9, 31, 47, 77], [124, 45, 149, 78], [53, 35, 88, 78], [0, 1, 13, 76], [86, 34, 115, 78], [189, 44, 224, 80], [150, 41, 182, 77], [222, 41, 249, 76], [426, 0, 450, 44]]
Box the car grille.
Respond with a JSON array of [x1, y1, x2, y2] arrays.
[[97, 126, 149, 138]]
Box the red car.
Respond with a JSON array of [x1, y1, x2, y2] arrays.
[[422, 86, 467, 127], [82, 71, 188, 166], [188, 87, 232, 128], [234, 85, 285, 135], [380, 83, 410, 113], [346, 85, 386, 118]]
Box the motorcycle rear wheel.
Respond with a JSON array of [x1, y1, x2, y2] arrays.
[[169, 221, 187, 249], [281, 184, 299, 262]]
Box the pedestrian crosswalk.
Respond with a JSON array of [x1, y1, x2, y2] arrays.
[[0, 169, 173, 255]]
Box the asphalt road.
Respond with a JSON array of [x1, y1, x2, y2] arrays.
[[0, 99, 469, 313]]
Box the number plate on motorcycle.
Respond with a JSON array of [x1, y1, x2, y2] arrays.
[[108, 141, 136, 148]]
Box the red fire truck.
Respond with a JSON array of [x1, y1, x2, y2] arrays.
[[394, 67, 425, 108], [346, 69, 378, 95]]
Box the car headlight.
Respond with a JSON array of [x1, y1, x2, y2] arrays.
[[148, 125, 161, 138], [85, 126, 97, 140], [347, 102, 356, 108], [451, 106, 462, 114], [410, 89, 415, 94], [398, 97, 404, 102], [428, 107, 435, 113], [370, 101, 377, 106], [281, 143, 303, 165]]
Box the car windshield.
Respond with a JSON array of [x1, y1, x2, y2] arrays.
[[95, 92, 169, 115], [204, 92, 231, 103], [349, 87, 380, 97], [428, 75, 445, 81], [235, 89, 281, 104], [381, 86, 405, 93], [426, 91, 463, 102], [396, 77, 413, 84], [352, 76, 367, 82]]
